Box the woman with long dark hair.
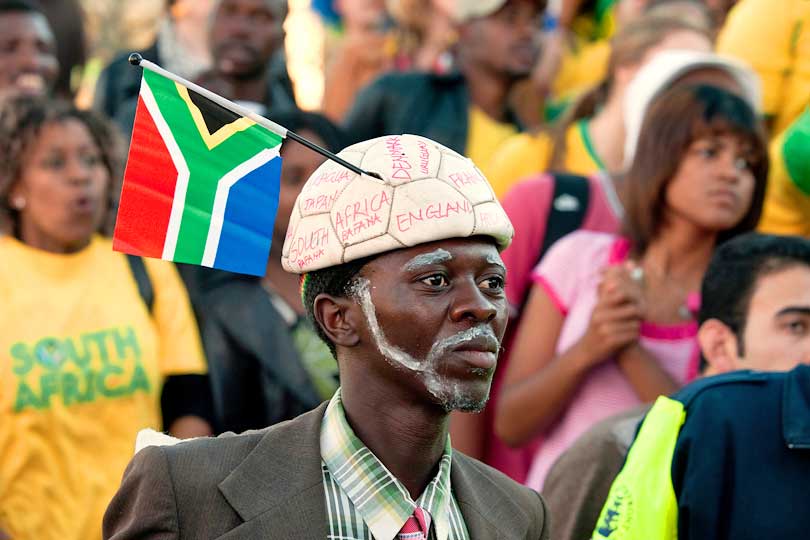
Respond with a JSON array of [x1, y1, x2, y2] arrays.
[[495, 84, 769, 490]]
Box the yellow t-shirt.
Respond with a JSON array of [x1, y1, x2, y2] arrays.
[[758, 108, 810, 237], [717, 0, 810, 136], [465, 106, 519, 174], [0, 235, 206, 540], [485, 120, 605, 198], [552, 40, 611, 108]]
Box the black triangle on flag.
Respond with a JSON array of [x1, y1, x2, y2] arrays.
[[187, 87, 242, 136]]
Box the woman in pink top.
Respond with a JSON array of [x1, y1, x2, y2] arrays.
[[495, 84, 769, 490]]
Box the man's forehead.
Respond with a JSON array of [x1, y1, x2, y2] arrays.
[[749, 264, 810, 315], [369, 238, 503, 269], [0, 10, 52, 33]]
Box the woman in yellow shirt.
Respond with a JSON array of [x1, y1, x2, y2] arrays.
[[0, 96, 211, 540], [485, 11, 712, 198]]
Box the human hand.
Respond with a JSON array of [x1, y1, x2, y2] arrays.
[[576, 264, 645, 366]]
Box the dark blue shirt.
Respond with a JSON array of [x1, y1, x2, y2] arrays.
[[670, 366, 810, 539]]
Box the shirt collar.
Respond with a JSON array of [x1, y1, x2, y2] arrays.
[[320, 390, 455, 540], [783, 365, 810, 449]]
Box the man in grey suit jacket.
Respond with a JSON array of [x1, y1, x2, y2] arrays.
[[104, 134, 550, 539]]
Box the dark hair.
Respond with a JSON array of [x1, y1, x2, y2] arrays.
[[37, 0, 87, 98], [302, 256, 373, 358], [0, 0, 42, 14], [548, 13, 710, 169], [0, 95, 125, 236], [698, 233, 810, 368], [269, 108, 348, 154], [621, 84, 768, 257]]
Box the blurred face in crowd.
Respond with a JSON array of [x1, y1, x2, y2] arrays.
[[664, 132, 756, 235], [274, 130, 327, 247], [459, 0, 542, 79], [209, 0, 286, 79], [0, 10, 58, 96], [338, 238, 508, 412], [9, 119, 109, 253], [700, 264, 810, 373]]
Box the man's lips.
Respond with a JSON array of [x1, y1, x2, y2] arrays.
[[452, 334, 499, 354], [450, 334, 500, 370], [14, 72, 46, 93]]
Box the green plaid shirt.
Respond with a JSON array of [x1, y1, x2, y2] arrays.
[[320, 390, 470, 540]]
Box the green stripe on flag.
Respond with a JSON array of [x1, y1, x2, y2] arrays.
[[143, 70, 282, 264]]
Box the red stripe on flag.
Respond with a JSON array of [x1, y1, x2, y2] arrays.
[[113, 96, 179, 258]]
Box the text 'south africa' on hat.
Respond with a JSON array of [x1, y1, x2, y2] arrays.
[[281, 134, 514, 274]]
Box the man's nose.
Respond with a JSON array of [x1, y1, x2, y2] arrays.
[[15, 43, 47, 72], [449, 280, 498, 324]]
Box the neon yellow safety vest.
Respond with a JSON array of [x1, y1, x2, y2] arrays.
[[591, 396, 686, 540]]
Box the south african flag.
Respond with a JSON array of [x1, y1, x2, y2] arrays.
[[113, 68, 283, 276]]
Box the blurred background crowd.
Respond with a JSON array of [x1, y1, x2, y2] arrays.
[[1, 0, 810, 539]]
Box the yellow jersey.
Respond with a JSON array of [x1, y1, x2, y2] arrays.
[[0, 235, 206, 540], [759, 108, 810, 237], [485, 120, 605, 198], [717, 0, 810, 136], [465, 106, 519, 175]]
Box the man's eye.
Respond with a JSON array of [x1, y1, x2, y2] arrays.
[[420, 274, 449, 287], [786, 319, 809, 336], [479, 276, 505, 291]]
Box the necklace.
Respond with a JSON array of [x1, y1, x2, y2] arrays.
[[630, 265, 699, 321]]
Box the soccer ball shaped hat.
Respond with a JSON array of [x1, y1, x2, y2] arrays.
[[281, 134, 514, 274]]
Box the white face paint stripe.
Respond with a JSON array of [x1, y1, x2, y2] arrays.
[[140, 79, 190, 261], [201, 147, 281, 267], [403, 248, 452, 272], [353, 278, 498, 411], [485, 253, 505, 270]]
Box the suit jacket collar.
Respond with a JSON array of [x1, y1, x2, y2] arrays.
[[217, 403, 523, 539], [218, 402, 328, 537]]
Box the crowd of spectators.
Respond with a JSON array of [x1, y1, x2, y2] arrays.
[[1, 0, 810, 538]]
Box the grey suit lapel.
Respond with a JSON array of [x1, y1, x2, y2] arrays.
[[451, 456, 502, 540], [218, 403, 329, 537]]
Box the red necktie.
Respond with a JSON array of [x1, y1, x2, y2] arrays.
[[397, 507, 430, 540]]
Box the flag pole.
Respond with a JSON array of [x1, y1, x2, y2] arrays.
[[128, 53, 379, 179]]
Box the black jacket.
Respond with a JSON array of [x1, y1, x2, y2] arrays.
[[670, 367, 810, 539], [197, 273, 323, 434], [343, 71, 522, 153], [94, 45, 296, 136]]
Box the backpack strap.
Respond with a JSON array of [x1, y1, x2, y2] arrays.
[[536, 172, 591, 268], [126, 254, 154, 314]]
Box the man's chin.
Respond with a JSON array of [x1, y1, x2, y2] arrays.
[[439, 391, 490, 414]]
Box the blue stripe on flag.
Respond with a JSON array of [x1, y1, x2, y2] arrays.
[[213, 156, 282, 276]]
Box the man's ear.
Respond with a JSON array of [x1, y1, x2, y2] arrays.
[[313, 293, 361, 349], [697, 319, 741, 375]]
